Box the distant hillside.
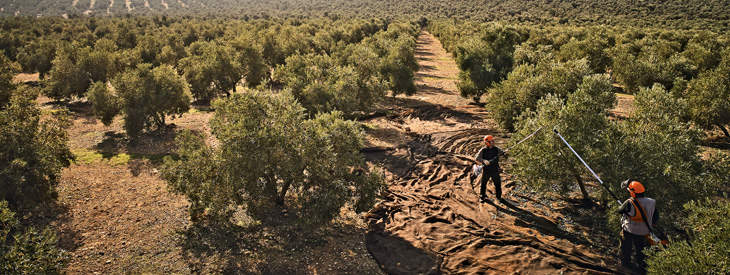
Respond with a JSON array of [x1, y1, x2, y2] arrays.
[[1, 0, 729, 30]]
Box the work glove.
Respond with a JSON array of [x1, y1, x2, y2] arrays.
[[483, 160, 490, 166]]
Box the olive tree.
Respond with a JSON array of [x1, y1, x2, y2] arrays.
[[162, 91, 383, 226], [487, 59, 591, 131], [511, 74, 615, 201], [454, 25, 523, 102], [15, 39, 56, 80], [647, 199, 730, 274], [1, 201, 68, 274], [381, 35, 418, 96], [179, 41, 241, 102], [43, 42, 117, 101], [230, 35, 269, 88], [684, 60, 730, 137], [43, 43, 90, 101], [274, 53, 386, 115], [0, 87, 73, 211], [89, 64, 191, 138]]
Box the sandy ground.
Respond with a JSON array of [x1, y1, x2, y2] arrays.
[[361, 32, 619, 274]]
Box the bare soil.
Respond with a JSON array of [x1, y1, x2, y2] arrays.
[[48, 89, 382, 272], [361, 32, 620, 274]]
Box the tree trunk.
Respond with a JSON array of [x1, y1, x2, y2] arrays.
[[717, 124, 730, 138], [556, 142, 592, 202], [568, 164, 591, 201], [154, 114, 166, 132], [276, 181, 291, 206]]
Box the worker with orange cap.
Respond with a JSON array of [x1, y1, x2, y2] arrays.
[[617, 179, 659, 274], [474, 135, 506, 202]]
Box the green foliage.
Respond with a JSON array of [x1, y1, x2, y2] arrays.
[[179, 41, 241, 102], [0, 51, 19, 108], [43, 43, 89, 101], [487, 59, 591, 131], [0, 88, 73, 212], [15, 39, 56, 79], [604, 85, 708, 212], [231, 35, 268, 88], [271, 22, 417, 114], [273, 53, 386, 115], [379, 29, 419, 96], [4, 1, 730, 33], [684, 61, 730, 137], [105, 64, 191, 138], [42, 42, 116, 101], [646, 199, 730, 274], [86, 82, 121, 125], [162, 91, 383, 226], [556, 32, 612, 73], [511, 74, 615, 200], [451, 24, 524, 102], [0, 201, 68, 274]]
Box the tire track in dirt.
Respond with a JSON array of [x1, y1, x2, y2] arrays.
[[363, 32, 616, 274]]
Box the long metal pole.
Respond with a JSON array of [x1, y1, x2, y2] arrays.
[[504, 127, 543, 152], [552, 128, 621, 204]]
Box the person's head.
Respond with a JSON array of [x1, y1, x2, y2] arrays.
[[621, 179, 645, 198], [483, 135, 494, 148]]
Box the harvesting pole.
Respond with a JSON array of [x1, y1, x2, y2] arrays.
[[552, 127, 621, 204], [504, 126, 543, 153]]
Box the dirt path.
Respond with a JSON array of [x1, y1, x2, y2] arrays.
[[363, 32, 616, 274]]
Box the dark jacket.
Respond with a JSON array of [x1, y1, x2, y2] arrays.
[[475, 146, 504, 174]]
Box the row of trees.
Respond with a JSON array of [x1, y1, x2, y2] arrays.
[[0, 17, 419, 139], [429, 20, 730, 136], [4, 0, 730, 31], [430, 19, 729, 273], [0, 17, 420, 272]]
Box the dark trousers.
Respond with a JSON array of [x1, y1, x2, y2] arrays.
[[620, 230, 649, 273], [479, 171, 501, 199]]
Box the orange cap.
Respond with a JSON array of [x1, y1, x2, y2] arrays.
[[483, 135, 494, 142]]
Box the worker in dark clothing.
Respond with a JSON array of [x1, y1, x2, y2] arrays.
[[617, 179, 658, 274], [474, 135, 506, 202]]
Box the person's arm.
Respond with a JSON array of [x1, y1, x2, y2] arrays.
[[475, 148, 485, 164], [617, 199, 632, 214], [499, 147, 508, 158]]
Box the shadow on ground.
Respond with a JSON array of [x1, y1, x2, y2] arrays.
[[365, 231, 441, 275], [177, 207, 381, 274]]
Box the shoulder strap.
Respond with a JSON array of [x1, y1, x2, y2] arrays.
[[632, 198, 654, 234]]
